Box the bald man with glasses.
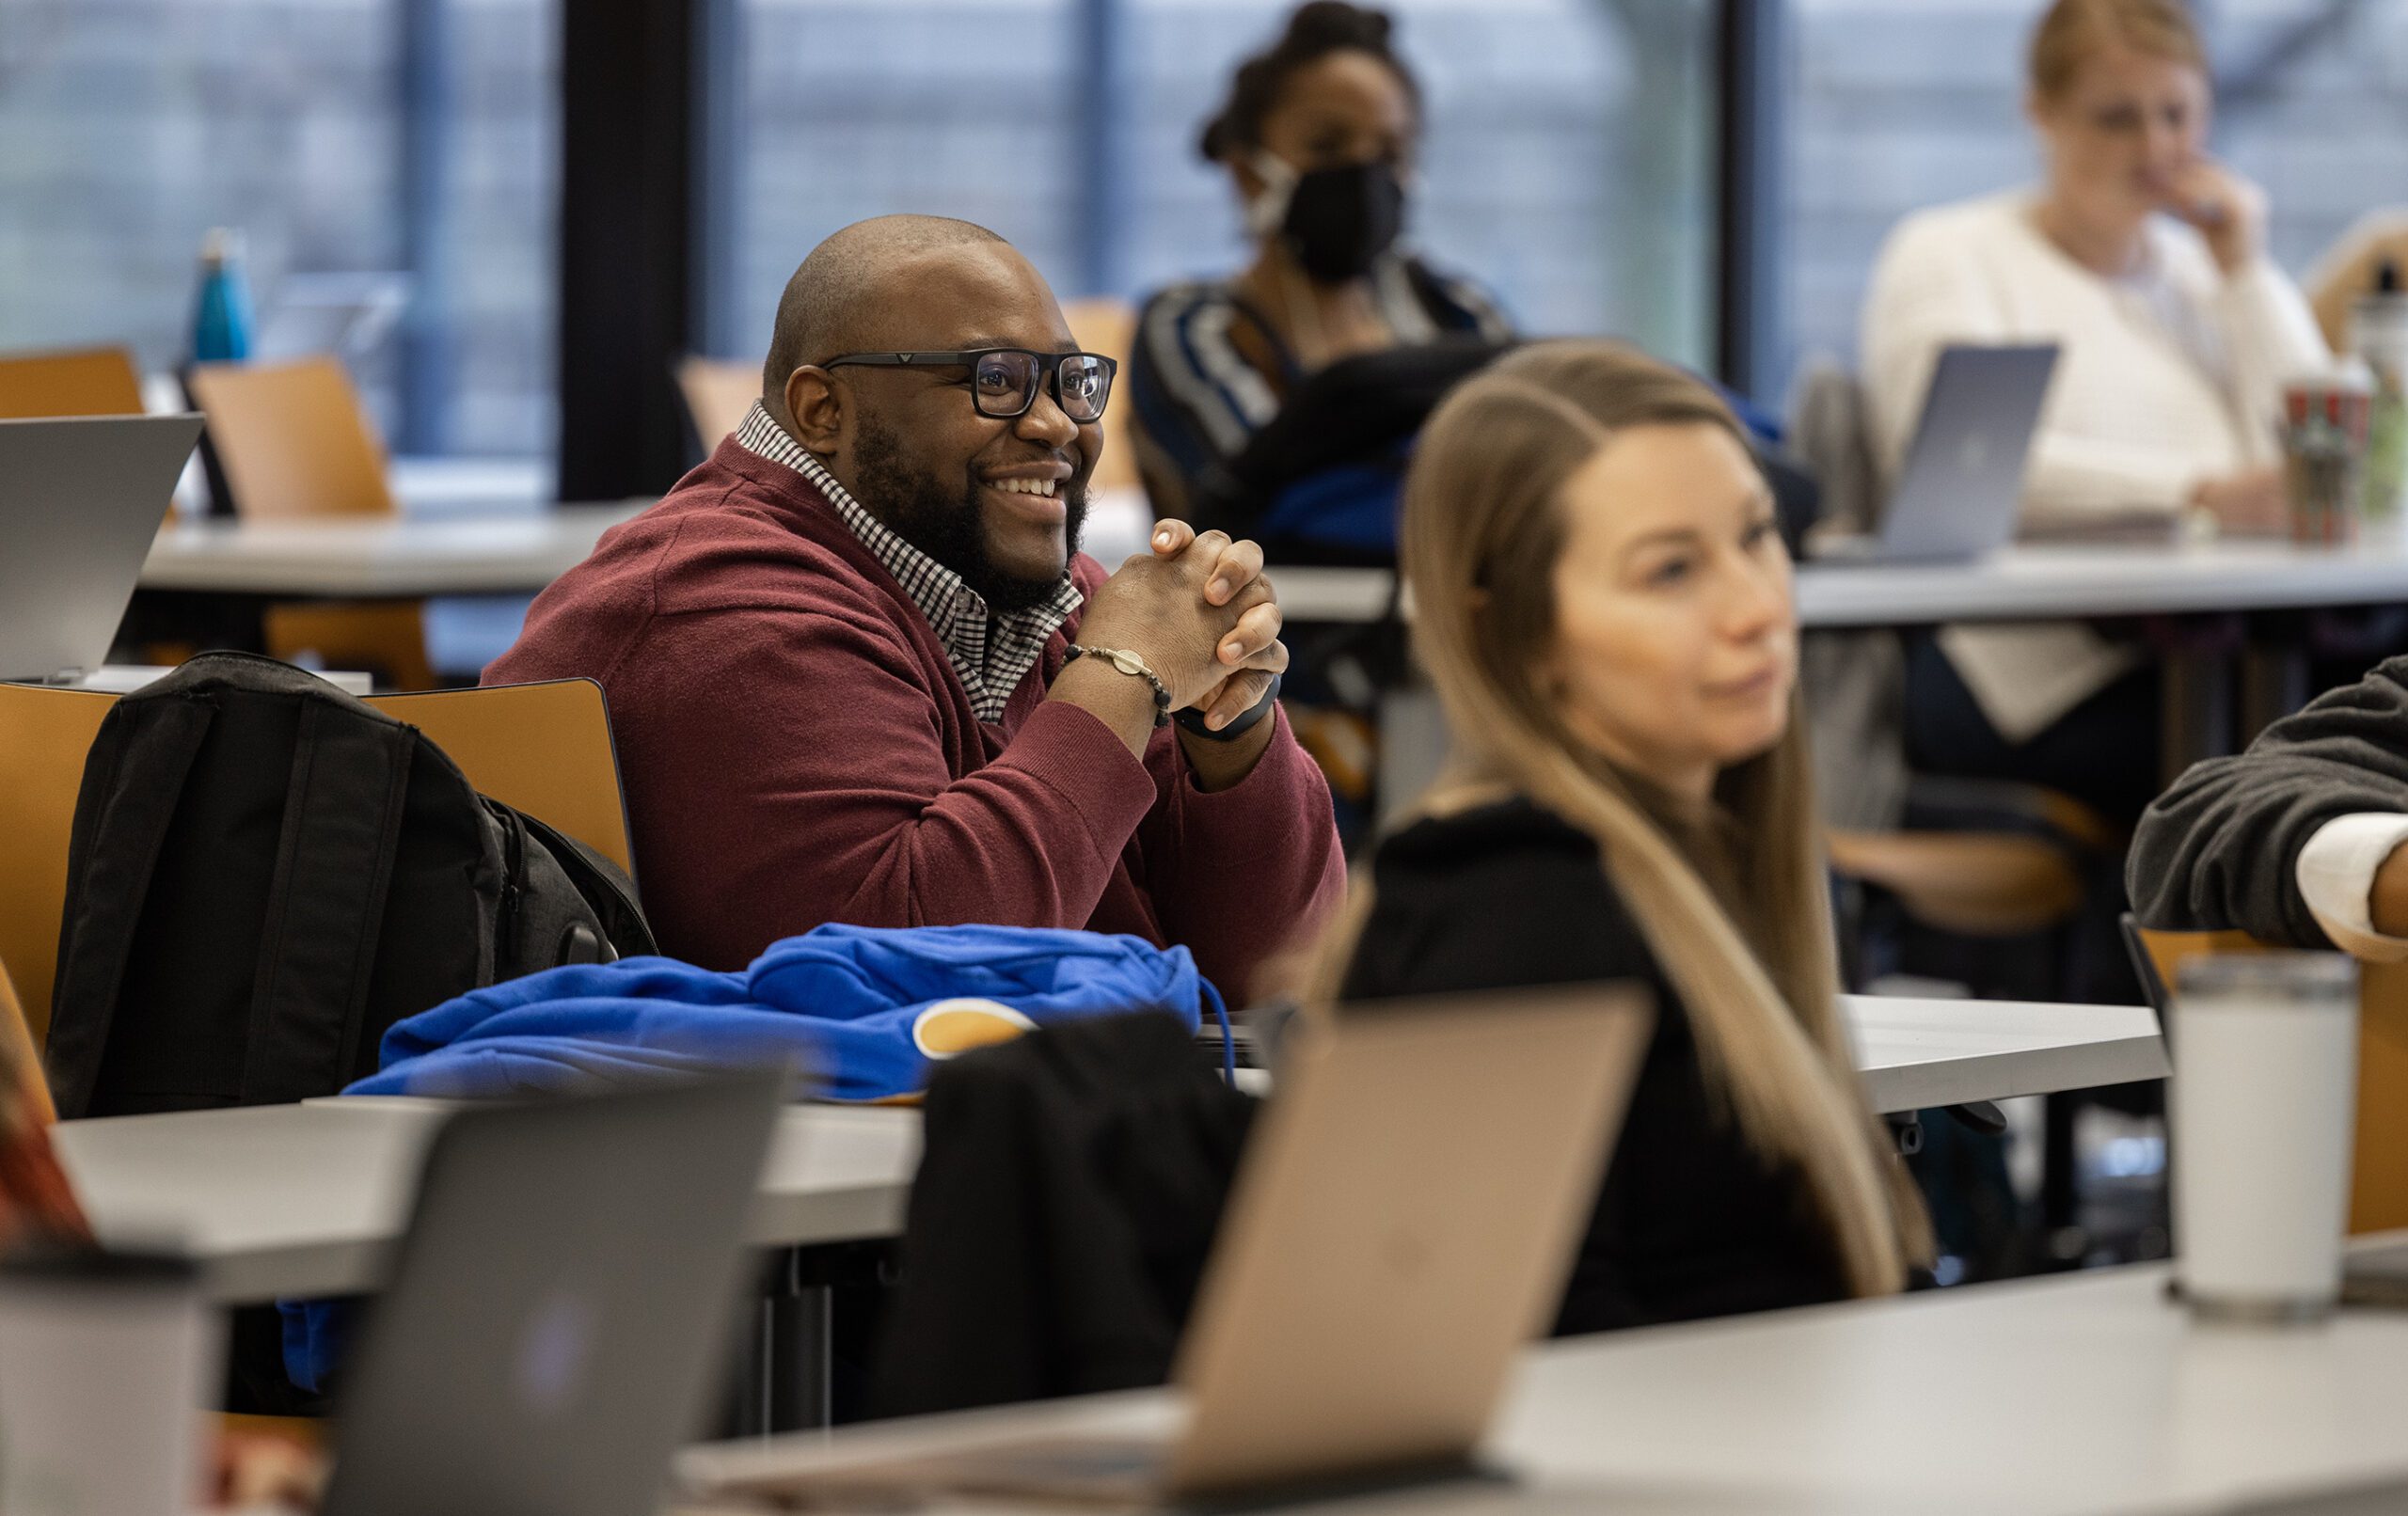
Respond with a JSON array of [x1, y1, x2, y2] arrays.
[[488, 216, 1343, 993]]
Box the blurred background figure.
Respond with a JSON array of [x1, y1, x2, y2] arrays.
[[1858, 0, 2327, 828], [1122, 2, 1511, 539]]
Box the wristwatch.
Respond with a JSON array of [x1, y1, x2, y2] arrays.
[[1176, 674, 1281, 743]]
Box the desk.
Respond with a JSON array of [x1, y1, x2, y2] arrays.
[[53, 1098, 921, 1304], [1275, 536, 2408, 630], [50, 995, 2160, 1306], [676, 1236, 2408, 1516], [140, 503, 647, 600], [1279, 537, 2408, 803]]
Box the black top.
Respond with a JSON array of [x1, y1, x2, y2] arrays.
[[1339, 796, 1847, 1334]]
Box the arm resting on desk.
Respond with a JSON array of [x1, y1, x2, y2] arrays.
[[2131, 655, 2408, 952]]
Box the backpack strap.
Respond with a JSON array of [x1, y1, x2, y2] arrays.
[[239, 699, 416, 1104], [44, 691, 220, 1118]]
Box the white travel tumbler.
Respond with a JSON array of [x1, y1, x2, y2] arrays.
[[0, 1248, 221, 1516], [2171, 953, 2359, 1321]]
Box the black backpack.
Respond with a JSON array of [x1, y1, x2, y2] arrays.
[[43, 652, 655, 1119]]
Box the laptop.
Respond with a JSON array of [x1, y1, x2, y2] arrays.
[[693, 987, 1653, 1508], [0, 413, 205, 682], [320, 1073, 784, 1516], [1816, 342, 2059, 563]]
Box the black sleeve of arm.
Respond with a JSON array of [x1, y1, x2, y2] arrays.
[[2130, 657, 2408, 944]]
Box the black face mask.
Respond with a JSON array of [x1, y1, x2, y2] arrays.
[[1277, 160, 1405, 284]]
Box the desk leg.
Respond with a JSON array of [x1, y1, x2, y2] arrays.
[[2239, 643, 2310, 749], [2158, 648, 2234, 785], [726, 1252, 832, 1437]]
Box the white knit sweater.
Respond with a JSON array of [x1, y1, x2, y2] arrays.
[[1859, 189, 2328, 741]]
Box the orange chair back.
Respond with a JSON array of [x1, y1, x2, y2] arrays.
[[0, 676, 633, 1048], [0, 347, 145, 419], [1061, 297, 1140, 495], [0, 685, 119, 1046], [2132, 925, 2408, 1234], [366, 680, 634, 875], [0, 961, 56, 1127], [185, 356, 396, 520], [676, 357, 760, 450]]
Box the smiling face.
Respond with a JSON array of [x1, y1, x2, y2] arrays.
[[799, 242, 1100, 608], [1543, 422, 1796, 802], [2030, 39, 2211, 238]]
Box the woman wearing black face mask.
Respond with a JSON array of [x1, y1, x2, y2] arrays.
[[1124, 1, 1512, 526]]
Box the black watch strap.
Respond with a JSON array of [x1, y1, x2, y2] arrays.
[[1176, 673, 1281, 742]]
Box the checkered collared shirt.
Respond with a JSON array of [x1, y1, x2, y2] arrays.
[[735, 403, 1083, 723]]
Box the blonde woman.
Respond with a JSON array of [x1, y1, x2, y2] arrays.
[[1860, 0, 2328, 823], [1321, 341, 1929, 1331]]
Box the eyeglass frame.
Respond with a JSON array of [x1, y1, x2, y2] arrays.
[[816, 348, 1119, 422]]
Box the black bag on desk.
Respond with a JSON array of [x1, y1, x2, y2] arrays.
[[42, 652, 655, 1119]]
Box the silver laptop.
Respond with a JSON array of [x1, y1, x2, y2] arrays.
[[322, 1073, 784, 1516], [692, 988, 1653, 1508], [1820, 343, 2059, 563], [0, 414, 204, 682]]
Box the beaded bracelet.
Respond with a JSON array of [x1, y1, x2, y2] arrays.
[[1062, 643, 1172, 728]]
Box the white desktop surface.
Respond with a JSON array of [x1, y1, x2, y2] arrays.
[[1275, 534, 2408, 630], [140, 502, 647, 598], [53, 1098, 921, 1303], [677, 1239, 2408, 1516], [1851, 994, 2162, 1113], [52, 996, 2159, 1306]]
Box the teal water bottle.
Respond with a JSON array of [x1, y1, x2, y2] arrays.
[[190, 228, 253, 364]]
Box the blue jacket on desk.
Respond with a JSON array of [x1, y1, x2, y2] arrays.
[[286, 923, 1228, 1393], [352, 922, 1226, 1103]]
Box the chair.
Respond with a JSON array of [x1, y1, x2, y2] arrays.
[[0, 684, 119, 1048], [0, 675, 634, 1047], [2305, 209, 2408, 355], [364, 679, 635, 875], [183, 356, 436, 690], [2128, 924, 2408, 1235], [1827, 781, 2117, 939], [0, 960, 55, 1128], [676, 356, 762, 452], [0, 346, 146, 419], [1061, 297, 1140, 494]]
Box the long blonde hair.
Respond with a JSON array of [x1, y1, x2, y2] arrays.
[[1313, 340, 1930, 1294]]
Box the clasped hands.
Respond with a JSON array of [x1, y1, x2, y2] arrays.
[[1077, 519, 1288, 734]]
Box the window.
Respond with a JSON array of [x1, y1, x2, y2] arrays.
[[0, 0, 557, 459], [702, 0, 1719, 371]]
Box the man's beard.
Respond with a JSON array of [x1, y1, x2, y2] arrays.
[[853, 415, 1086, 613]]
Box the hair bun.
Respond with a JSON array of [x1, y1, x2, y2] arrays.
[[1196, 0, 1415, 165], [1286, 1, 1392, 51]]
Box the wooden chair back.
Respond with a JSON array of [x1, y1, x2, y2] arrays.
[[0, 677, 632, 1048], [2131, 924, 2408, 1234], [676, 357, 760, 450], [1062, 296, 1140, 494], [0, 347, 145, 419], [184, 356, 396, 520], [0, 685, 119, 1047], [365, 679, 634, 874], [0, 960, 56, 1127]]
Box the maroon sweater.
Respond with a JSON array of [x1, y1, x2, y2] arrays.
[[486, 438, 1346, 998]]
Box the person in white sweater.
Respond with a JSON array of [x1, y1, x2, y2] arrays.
[[1858, 0, 2329, 821]]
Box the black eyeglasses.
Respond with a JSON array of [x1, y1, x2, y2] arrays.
[[819, 349, 1118, 424]]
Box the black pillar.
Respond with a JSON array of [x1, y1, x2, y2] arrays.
[[1714, 0, 1785, 406], [557, 0, 699, 500]]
